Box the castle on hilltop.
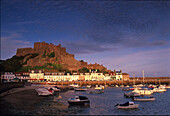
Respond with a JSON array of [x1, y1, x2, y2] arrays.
[[16, 41, 111, 72]]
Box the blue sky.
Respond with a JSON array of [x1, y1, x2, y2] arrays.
[[1, 0, 170, 77]]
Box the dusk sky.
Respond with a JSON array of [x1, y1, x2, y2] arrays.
[[1, 0, 170, 77]]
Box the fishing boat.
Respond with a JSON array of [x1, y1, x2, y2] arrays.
[[115, 101, 139, 109], [35, 88, 54, 96], [89, 90, 104, 94], [74, 86, 87, 91], [132, 96, 155, 101], [68, 96, 90, 105]]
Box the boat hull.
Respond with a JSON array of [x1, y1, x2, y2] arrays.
[[117, 104, 139, 109], [68, 100, 90, 105]]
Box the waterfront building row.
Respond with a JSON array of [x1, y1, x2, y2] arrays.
[[0, 69, 129, 82]]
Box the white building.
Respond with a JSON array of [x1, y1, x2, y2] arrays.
[[2, 72, 15, 82], [29, 70, 44, 82]]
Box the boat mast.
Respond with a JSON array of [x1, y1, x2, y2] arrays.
[[143, 70, 144, 85], [133, 74, 135, 85]]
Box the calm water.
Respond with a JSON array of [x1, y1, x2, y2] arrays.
[[34, 87, 170, 115]]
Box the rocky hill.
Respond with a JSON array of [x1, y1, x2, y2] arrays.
[[1, 41, 111, 73]]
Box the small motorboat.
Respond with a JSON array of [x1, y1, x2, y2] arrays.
[[68, 96, 90, 105], [115, 101, 139, 109], [124, 92, 141, 97], [132, 96, 155, 101], [74, 86, 87, 91], [35, 88, 54, 96], [89, 90, 104, 94]]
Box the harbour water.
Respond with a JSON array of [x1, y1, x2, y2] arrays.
[[33, 86, 170, 115]]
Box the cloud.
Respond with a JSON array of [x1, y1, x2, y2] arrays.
[[1, 31, 32, 60], [1, 32, 21, 40], [63, 41, 113, 54], [103, 48, 170, 77]]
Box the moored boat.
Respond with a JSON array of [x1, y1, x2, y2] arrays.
[[86, 85, 91, 88], [132, 96, 155, 101], [35, 88, 54, 96], [45, 86, 61, 92], [68, 96, 90, 105], [100, 85, 105, 89], [152, 87, 166, 92], [89, 90, 104, 94], [133, 88, 153, 95], [74, 86, 87, 91], [95, 85, 103, 90], [124, 92, 141, 97], [115, 101, 139, 109], [69, 83, 80, 88], [165, 85, 170, 89]]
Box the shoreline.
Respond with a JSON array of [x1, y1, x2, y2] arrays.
[[0, 84, 69, 115]]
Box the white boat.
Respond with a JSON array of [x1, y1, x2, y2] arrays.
[[115, 85, 119, 88], [74, 86, 87, 91], [95, 85, 103, 90], [159, 85, 166, 89], [120, 85, 124, 87], [152, 87, 166, 92], [100, 85, 105, 89], [115, 101, 139, 109], [69, 83, 80, 88], [148, 84, 157, 88], [165, 85, 170, 89], [86, 85, 91, 88], [126, 85, 130, 88], [68, 96, 90, 105], [35, 88, 54, 96], [89, 90, 104, 94], [132, 96, 155, 101], [45, 86, 61, 92], [133, 88, 153, 95]]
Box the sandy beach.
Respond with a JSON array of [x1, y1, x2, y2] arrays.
[[0, 84, 69, 115]]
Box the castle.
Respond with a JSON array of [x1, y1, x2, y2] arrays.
[[16, 41, 110, 72]]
